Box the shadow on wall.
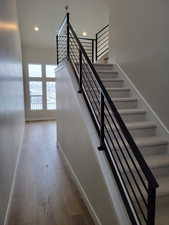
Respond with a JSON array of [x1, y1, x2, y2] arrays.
[[0, 0, 25, 224]]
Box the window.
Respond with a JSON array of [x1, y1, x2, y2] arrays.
[[27, 63, 56, 113], [46, 82, 56, 110], [46, 65, 56, 78], [28, 64, 42, 77], [29, 81, 43, 110]]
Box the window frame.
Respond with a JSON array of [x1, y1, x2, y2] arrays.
[[27, 63, 56, 112]]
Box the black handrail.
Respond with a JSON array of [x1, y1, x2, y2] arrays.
[[96, 24, 109, 36], [56, 13, 158, 225]]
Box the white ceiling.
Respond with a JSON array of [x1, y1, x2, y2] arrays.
[[17, 0, 109, 48]]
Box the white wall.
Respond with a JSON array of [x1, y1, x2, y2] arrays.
[[0, 0, 25, 223], [107, 0, 169, 129]]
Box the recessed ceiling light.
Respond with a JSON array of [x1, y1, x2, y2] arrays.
[[34, 26, 39, 31], [82, 32, 87, 36]]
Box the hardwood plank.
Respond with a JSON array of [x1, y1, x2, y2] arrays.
[[7, 121, 95, 225]]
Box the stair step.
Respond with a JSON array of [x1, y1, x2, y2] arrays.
[[123, 153, 169, 175], [126, 121, 156, 138], [127, 173, 169, 203], [135, 136, 168, 155], [146, 154, 169, 169], [112, 97, 138, 109], [145, 154, 169, 177], [87, 87, 131, 98], [156, 177, 169, 197], [91, 97, 138, 109], [107, 87, 130, 98], [118, 109, 147, 122], [93, 63, 114, 72], [107, 121, 156, 138], [93, 63, 114, 67], [101, 78, 124, 88], [98, 71, 118, 79], [111, 136, 168, 156]]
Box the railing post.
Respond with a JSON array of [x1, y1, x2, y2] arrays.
[[78, 49, 83, 93], [92, 39, 94, 63], [98, 92, 105, 151], [56, 35, 59, 65], [147, 185, 156, 225], [95, 33, 98, 62], [66, 12, 70, 60]]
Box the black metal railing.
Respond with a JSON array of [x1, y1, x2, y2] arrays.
[[79, 37, 95, 63], [56, 13, 158, 225], [56, 16, 109, 64], [96, 24, 109, 61]]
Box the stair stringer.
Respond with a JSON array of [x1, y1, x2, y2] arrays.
[[55, 61, 132, 225]]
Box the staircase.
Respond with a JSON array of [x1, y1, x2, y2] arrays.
[[56, 13, 169, 225], [93, 63, 169, 225]]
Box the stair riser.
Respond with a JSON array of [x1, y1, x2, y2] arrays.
[[102, 80, 124, 88], [124, 166, 169, 186], [86, 97, 138, 110], [152, 166, 169, 178], [108, 90, 130, 98], [98, 72, 118, 79], [129, 127, 156, 138], [113, 144, 168, 157], [139, 144, 168, 156], [120, 113, 146, 123], [94, 66, 114, 72], [107, 126, 156, 138], [114, 100, 138, 109], [86, 89, 130, 98]]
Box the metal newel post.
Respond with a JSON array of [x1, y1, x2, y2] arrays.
[[78, 49, 83, 93], [92, 39, 94, 63], [66, 12, 70, 60], [95, 33, 98, 62], [56, 35, 59, 65], [147, 185, 156, 225], [98, 92, 105, 151]]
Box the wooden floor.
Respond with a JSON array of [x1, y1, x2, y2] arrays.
[[7, 121, 95, 225]]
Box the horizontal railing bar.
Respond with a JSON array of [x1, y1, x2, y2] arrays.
[[70, 38, 93, 62], [96, 24, 109, 36], [80, 44, 93, 47], [97, 30, 109, 39], [97, 43, 109, 54], [97, 48, 109, 58], [79, 37, 95, 41], [97, 37, 109, 48]]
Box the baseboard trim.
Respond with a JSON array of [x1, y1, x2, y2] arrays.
[[26, 117, 56, 122], [3, 124, 25, 225], [58, 144, 102, 225]]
